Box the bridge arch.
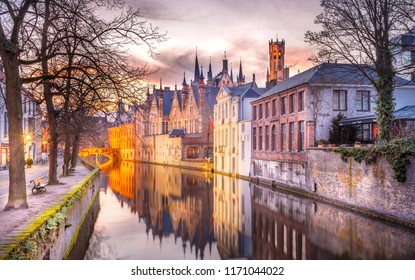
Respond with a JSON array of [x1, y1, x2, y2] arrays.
[[79, 148, 120, 164]]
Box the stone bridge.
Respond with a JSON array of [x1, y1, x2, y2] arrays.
[[79, 147, 120, 163]]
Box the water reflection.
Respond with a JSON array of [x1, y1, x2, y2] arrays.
[[84, 161, 415, 260]]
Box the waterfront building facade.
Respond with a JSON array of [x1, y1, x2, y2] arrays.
[[109, 51, 253, 169], [213, 82, 267, 177], [251, 63, 415, 187]]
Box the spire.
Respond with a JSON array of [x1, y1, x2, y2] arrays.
[[230, 64, 233, 82], [208, 56, 213, 80], [194, 47, 200, 83], [159, 78, 163, 94], [182, 71, 188, 92], [199, 65, 205, 85], [238, 57, 243, 80], [222, 51, 228, 74], [182, 71, 187, 86]]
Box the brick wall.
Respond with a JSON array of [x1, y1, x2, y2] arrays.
[[307, 149, 415, 225]]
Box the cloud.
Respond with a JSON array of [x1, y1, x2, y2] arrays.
[[122, 0, 322, 88]]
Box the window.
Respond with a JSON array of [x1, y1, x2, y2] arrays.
[[272, 99, 277, 116], [281, 124, 286, 151], [265, 102, 270, 118], [272, 125, 277, 151], [333, 90, 347, 111], [289, 94, 295, 113], [242, 141, 245, 160], [253, 106, 257, 120], [281, 97, 286, 115], [259, 127, 263, 150], [356, 90, 370, 111], [259, 104, 263, 119], [298, 121, 304, 152], [265, 126, 270, 150], [289, 122, 295, 151], [298, 91, 304, 112], [233, 106, 236, 117], [253, 128, 257, 150], [241, 124, 245, 133]]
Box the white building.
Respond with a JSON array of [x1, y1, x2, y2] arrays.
[[213, 83, 267, 177], [0, 65, 44, 168]]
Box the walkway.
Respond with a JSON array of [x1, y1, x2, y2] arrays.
[[0, 161, 92, 244]]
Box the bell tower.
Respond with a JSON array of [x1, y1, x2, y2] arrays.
[[267, 38, 285, 87]]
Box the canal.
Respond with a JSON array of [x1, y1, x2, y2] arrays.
[[83, 161, 415, 260]]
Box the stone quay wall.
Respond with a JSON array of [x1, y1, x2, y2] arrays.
[[306, 149, 415, 227], [0, 159, 100, 260]]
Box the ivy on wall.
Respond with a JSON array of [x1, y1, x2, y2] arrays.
[[335, 137, 415, 182]]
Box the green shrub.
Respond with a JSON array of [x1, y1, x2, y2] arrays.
[[26, 158, 33, 166], [334, 137, 415, 182]]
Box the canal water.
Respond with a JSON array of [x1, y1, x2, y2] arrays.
[[83, 161, 415, 260]]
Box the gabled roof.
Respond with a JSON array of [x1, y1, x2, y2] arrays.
[[257, 63, 415, 102], [221, 82, 267, 99]]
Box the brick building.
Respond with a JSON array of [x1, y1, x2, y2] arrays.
[[250, 63, 415, 187]]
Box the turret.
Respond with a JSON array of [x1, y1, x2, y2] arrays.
[[198, 66, 206, 110]]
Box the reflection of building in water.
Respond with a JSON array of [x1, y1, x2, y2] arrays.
[[251, 184, 316, 260], [214, 175, 252, 259], [105, 162, 215, 259]]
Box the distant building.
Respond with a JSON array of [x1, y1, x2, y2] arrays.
[[266, 38, 289, 88], [251, 63, 415, 187], [0, 64, 44, 167], [393, 27, 415, 81], [109, 51, 255, 169]]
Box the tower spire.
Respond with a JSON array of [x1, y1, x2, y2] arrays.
[[230, 63, 233, 82], [207, 56, 213, 81], [238, 57, 243, 80], [194, 47, 200, 84], [222, 51, 228, 74]]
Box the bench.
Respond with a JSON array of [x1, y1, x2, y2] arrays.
[[30, 178, 47, 194]]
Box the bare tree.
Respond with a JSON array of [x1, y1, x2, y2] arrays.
[[0, 0, 37, 210], [305, 0, 415, 142], [1, 0, 165, 210]]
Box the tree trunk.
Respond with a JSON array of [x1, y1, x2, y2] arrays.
[[3, 58, 28, 210], [71, 130, 80, 168], [42, 0, 59, 184], [46, 94, 59, 184]]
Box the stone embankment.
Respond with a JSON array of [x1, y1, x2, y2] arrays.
[[0, 159, 100, 260]]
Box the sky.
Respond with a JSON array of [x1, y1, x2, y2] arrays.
[[124, 0, 323, 89]]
